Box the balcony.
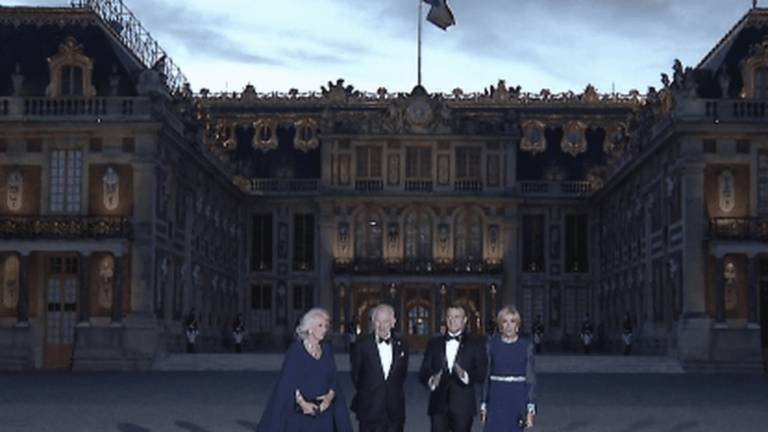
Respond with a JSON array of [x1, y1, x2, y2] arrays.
[[518, 181, 594, 197], [454, 180, 483, 192], [0, 216, 132, 239], [708, 217, 768, 241], [244, 179, 319, 195], [0, 97, 152, 120], [333, 258, 503, 275], [354, 179, 383, 193]]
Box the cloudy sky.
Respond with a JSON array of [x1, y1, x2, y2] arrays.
[[6, 0, 754, 95]]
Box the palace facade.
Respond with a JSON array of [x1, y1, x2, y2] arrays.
[[1, 1, 766, 372]]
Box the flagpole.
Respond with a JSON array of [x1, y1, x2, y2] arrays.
[[417, 0, 422, 87]]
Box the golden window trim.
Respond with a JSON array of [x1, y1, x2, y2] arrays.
[[45, 37, 97, 97], [740, 39, 768, 98]]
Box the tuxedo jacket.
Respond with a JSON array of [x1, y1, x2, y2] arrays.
[[418, 332, 487, 416], [350, 332, 410, 425]]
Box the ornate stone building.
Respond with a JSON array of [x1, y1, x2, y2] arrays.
[[0, 1, 766, 371]]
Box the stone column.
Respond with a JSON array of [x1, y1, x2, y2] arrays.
[[714, 255, 726, 326], [16, 252, 29, 326], [111, 254, 123, 325], [676, 156, 710, 367], [748, 254, 758, 325], [78, 252, 90, 325]]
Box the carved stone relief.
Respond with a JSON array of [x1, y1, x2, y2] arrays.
[[388, 154, 400, 185], [103, 166, 119, 211], [7, 170, 22, 212], [3, 255, 19, 309], [437, 154, 450, 185], [724, 260, 737, 311], [719, 169, 735, 213], [98, 255, 115, 309]]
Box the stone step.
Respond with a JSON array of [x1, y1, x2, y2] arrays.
[[151, 353, 684, 373]]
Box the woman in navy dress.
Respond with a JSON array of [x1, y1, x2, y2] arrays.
[[257, 308, 353, 432], [481, 306, 537, 431]]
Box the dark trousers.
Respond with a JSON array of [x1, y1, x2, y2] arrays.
[[359, 419, 403, 432], [430, 411, 473, 432]]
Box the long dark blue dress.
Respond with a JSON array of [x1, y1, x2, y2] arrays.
[[482, 336, 537, 432], [257, 340, 353, 432]]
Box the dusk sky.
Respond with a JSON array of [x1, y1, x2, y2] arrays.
[[5, 0, 755, 95]]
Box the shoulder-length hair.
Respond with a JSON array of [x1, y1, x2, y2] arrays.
[[295, 307, 330, 340], [496, 305, 522, 328]]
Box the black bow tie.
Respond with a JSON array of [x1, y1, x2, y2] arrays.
[[446, 334, 461, 342], [378, 337, 391, 345]]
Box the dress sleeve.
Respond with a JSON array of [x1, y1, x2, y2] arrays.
[[256, 342, 301, 432], [481, 337, 492, 405], [525, 340, 537, 414]]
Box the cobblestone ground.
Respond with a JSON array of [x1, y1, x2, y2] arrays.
[[1, 371, 767, 432]]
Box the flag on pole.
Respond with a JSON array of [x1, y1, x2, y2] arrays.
[[423, 0, 455, 30]]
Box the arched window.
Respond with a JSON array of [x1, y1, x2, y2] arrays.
[[354, 209, 383, 261], [404, 208, 432, 261], [454, 210, 483, 265], [45, 37, 96, 97]]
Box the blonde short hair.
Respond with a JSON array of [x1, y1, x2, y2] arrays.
[[496, 305, 522, 327], [295, 307, 330, 340]]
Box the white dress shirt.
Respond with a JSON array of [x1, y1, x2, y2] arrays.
[[446, 332, 461, 371], [377, 335, 393, 380]]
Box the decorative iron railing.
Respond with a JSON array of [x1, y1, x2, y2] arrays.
[[244, 179, 319, 194], [71, 0, 188, 92], [333, 258, 503, 275], [518, 181, 594, 197], [0, 215, 132, 239], [709, 217, 768, 241]]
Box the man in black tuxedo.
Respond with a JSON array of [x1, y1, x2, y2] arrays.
[[351, 303, 410, 432], [419, 303, 487, 432]]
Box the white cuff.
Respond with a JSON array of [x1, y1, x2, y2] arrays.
[[527, 403, 536, 415], [459, 371, 469, 385], [480, 402, 487, 411]]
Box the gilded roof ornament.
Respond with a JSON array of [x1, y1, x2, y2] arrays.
[[293, 118, 319, 152], [520, 119, 547, 155], [252, 118, 278, 152], [561, 120, 587, 156]]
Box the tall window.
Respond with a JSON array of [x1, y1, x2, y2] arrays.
[[293, 214, 314, 271], [355, 210, 383, 261], [60, 66, 84, 96], [522, 215, 544, 272], [455, 147, 481, 180], [251, 214, 273, 271], [356, 145, 382, 178], [404, 209, 432, 261], [405, 147, 432, 179], [455, 211, 482, 264], [565, 214, 588, 273], [49, 150, 82, 212], [250, 284, 272, 333]]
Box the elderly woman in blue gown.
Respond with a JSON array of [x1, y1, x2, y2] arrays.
[[480, 306, 537, 431], [257, 308, 352, 432]]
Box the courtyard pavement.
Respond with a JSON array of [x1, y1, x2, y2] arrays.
[[1, 355, 767, 432]]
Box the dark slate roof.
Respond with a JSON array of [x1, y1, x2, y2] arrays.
[[0, 7, 147, 97]]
